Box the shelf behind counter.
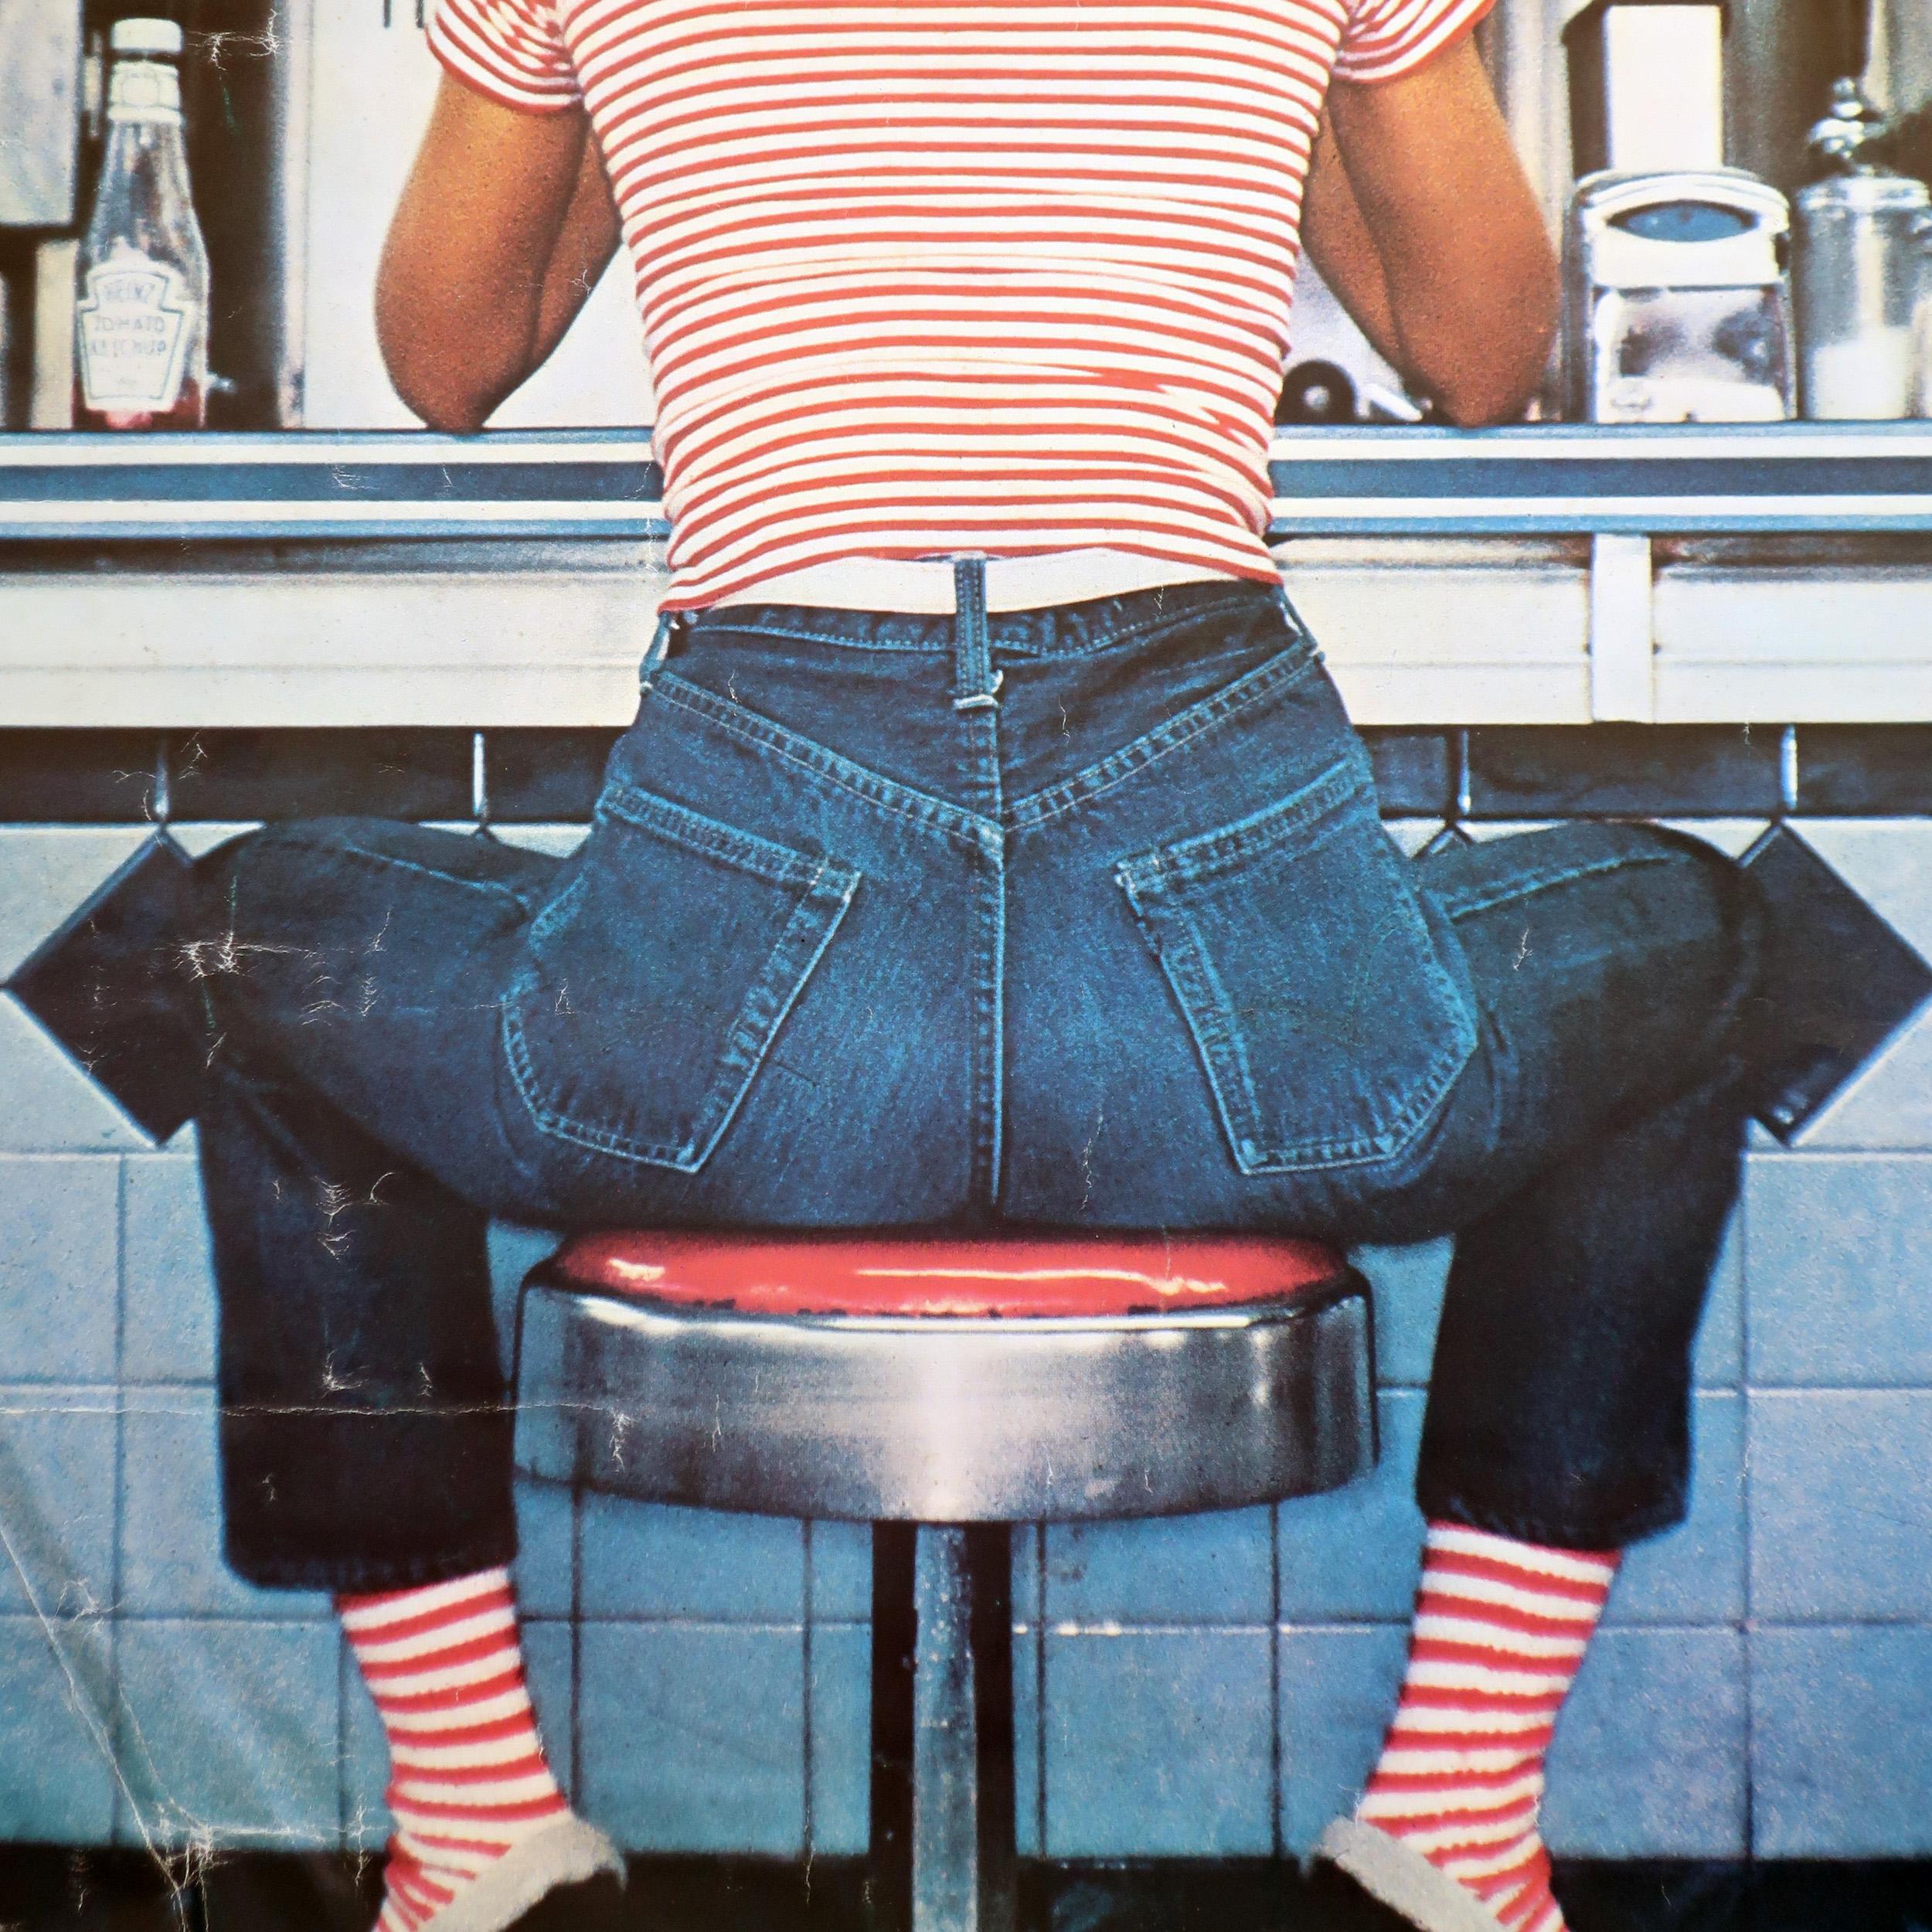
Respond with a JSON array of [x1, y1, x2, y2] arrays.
[[2, 424, 1931, 727]]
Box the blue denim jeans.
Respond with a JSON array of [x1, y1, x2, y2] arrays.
[[189, 573, 1761, 1590]]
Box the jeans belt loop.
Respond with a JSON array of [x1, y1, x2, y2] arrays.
[[951, 555, 1002, 709]]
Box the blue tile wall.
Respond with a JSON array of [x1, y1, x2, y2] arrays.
[[0, 997, 148, 1155], [0, 1386, 117, 1620], [1275, 1393, 1744, 1630], [804, 1620, 871, 1859], [1753, 1627, 1932, 1858], [578, 1623, 805, 1853], [808, 1519, 873, 1622], [1352, 1239, 1450, 1388], [1696, 1209, 1745, 1389], [1046, 1507, 1273, 1627], [0, 829, 154, 983], [805, 1620, 1045, 1859], [513, 1478, 576, 1622], [0, 1155, 119, 1383], [1277, 1626, 1407, 1856], [3, 814, 1932, 1860], [1748, 1389, 1932, 1620], [1746, 1153, 1932, 1385], [1278, 1393, 1427, 1623], [578, 1498, 803, 1621], [1541, 1629, 1749, 1859], [121, 1149, 217, 1385], [1609, 1394, 1747, 1627], [116, 1619, 341, 1850], [490, 1221, 560, 1379], [1044, 1628, 1274, 1858], [0, 1615, 117, 1842]]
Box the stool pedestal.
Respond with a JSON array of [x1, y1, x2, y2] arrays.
[[872, 1524, 1015, 1932]]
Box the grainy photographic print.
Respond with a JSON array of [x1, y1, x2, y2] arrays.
[[5, 2, 1932, 1929]]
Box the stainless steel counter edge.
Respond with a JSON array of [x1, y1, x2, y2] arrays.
[[2, 423, 1931, 539], [4, 426, 1932, 726]]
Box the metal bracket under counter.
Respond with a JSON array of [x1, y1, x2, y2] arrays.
[[2, 425, 1930, 727]]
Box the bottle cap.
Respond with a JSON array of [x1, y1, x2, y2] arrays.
[[111, 18, 184, 56]]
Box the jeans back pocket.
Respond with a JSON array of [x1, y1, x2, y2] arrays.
[[504, 782, 860, 1172], [1117, 753, 1475, 1174]]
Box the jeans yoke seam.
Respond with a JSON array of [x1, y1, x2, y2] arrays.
[[651, 672, 995, 852], [1007, 645, 1320, 833]]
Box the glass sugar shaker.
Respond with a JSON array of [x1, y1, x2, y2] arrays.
[[1794, 79, 1932, 421]]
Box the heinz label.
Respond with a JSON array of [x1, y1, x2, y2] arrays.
[[77, 257, 196, 413]]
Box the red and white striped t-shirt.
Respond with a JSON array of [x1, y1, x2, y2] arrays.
[[429, 0, 1492, 608]]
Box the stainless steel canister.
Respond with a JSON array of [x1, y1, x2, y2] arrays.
[[1795, 169, 1932, 418]]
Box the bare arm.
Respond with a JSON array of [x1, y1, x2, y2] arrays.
[[532, 137, 623, 369], [1300, 112, 1405, 374], [376, 76, 621, 431], [1302, 36, 1557, 426]]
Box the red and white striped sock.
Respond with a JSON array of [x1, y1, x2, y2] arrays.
[[340, 1567, 572, 1932], [1355, 1522, 1618, 1932]]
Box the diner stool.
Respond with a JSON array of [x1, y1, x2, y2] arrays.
[[513, 1231, 1376, 1932]]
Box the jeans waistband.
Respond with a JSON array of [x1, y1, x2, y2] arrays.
[[670, 573, 1291, 662]]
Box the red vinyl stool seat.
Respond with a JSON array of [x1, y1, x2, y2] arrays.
[[545, 1227, 1354, 1318], [513, 1230, 1374, 1932]]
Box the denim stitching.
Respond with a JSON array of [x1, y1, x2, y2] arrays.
[[600, 780, 839, 888], [1126, 870, 1475, 1172], [679, 621, 953, 653], [1009, 642, 1320, 832], [652, 671, 995, 850], [1117, 765, 1477, 1172], [1115, 753, 1362, 895], [503, 854, 860, 1169], [995, 587, 1284, 660], [679, 584, 1278, 660]]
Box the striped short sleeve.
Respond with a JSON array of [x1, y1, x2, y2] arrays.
[[427, 0, 580, 113], [1334, 0, 1496, 83]]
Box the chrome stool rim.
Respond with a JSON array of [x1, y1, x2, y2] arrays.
[[513, 1266, 1376, 1522]]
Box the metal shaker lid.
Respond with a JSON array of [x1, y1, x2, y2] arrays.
[[1797, 172, 1930, 213]]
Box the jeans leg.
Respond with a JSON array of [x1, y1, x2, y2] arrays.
[[1408, 823, 1764, 1549], [187, 819, 560, 1591], [200, 1056, 517, 1591]]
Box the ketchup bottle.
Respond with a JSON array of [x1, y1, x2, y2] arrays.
[[75, 19, 211, 430]]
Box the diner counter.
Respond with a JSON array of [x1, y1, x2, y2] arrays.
[[3, 423, 1932, 727]]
